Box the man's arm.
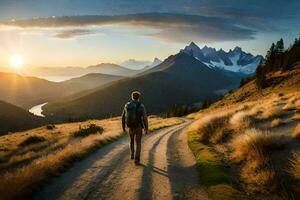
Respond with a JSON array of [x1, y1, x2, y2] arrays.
[[121, 107, 126, 132], [141, 104, 148, 132]]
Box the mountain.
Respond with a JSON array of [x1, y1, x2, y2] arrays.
[[0, 100, 45, 135], [181, 42, 263, 74], [43, 52, 235, 121], [149, 57, 162, 67], [140, 57, 163, 71], [0, 72, 125, 109], [60, 73, 124, 93], [121, 58, 162, 70], [0, 72, 67, 109], [23, 63, 139, 81], [86, 63, 138, 76], [120, 59, 152, 69]]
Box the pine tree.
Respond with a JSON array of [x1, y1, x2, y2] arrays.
[[275, 38, 284, 54]]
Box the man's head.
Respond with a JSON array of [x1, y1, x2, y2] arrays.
[[131, 91, 141, 101]]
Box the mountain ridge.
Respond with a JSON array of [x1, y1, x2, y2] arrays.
[[181, 42, 263, 74]]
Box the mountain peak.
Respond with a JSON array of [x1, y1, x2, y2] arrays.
[[180, 43, 262, 74], [189, 41, 198, 48], [233, 46, 242, 52]]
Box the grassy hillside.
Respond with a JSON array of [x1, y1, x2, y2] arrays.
[[187, 64, 300, 199], [0, 116, 182, 199], [0, 100, 45, 135], [43, 53, 237, 121]]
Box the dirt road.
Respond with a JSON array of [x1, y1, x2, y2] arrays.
[[34, 120, 208, 200]]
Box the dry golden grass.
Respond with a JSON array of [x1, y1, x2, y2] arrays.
[[258, 106, 284, 120], [230, 128, 285, 192], [270, 118, 285, 128], [0, 116, 182, 199], [188, 112, 232, 144], [290, 113, 300, 121], [229, 110, 256, 131], [292, 123, 300, 138], [288, 152, 300, 180], [230, 128, 284, 163]]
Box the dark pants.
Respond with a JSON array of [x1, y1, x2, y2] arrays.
[[129, 125, 143, 161]]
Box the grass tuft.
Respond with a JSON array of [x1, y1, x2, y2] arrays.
[[288, 152, 300, 180], [72, 124, 104, 137], [18, 136, 46, 147], [270, 118, 285, 128], [292, 123, 300, 138], [230, 128, 285, 192]]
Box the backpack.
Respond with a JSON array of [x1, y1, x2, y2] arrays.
[[125, 101, 142, 128]]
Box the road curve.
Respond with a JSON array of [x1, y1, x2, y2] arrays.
[[34, 119, 208, 200]]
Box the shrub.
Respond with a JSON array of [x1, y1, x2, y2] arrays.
[[72, 124, 104, 137], [46, 124, 55, 130], [19, 136, 46, 147]]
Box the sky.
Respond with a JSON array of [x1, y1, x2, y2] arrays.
[[0, 0, 299, 68]]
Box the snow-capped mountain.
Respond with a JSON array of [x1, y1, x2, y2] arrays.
[[150, 57, 162, 67], [181, 42, 263, 74]]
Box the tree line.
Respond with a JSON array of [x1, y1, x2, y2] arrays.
[[256, 35, 300, 88], [165, 100, 212, 117]]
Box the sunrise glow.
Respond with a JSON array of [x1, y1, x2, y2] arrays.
[[10, 54, 24, 70]]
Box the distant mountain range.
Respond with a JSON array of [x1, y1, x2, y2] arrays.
[[121, 58, 162, 70], [43, 52, 236, 121], [181, 42, 263, 74], [0, 72, 123, 109], [20, 58, 162, 82], [0, 42, 263, 127]]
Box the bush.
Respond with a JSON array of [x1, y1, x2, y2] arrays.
[[72, 124, 104, 137], [46, 124, 55, 130], [19, 136, 46, 146]]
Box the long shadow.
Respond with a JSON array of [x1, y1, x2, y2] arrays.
[[138, 130, 171, 200], [167, 128, 202, 200]]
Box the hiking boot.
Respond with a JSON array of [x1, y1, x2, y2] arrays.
[[134, 159, 140, 165]]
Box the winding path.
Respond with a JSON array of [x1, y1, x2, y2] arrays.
[[34, 120, 208, 200]]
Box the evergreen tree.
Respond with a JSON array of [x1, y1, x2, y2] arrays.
[[275, 38, 284, 54]]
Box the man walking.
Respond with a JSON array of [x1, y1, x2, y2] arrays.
[[122, 91, 148, 164]]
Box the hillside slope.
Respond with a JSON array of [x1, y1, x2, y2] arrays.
[[0, 72, 66, 109], [61, 73, 123, 93], [0, 101, 45, 135], [187, 64, 300, 199], [0, 72, 125, 109], [214, 63, 300, 107], [43, 52, 236, 121]]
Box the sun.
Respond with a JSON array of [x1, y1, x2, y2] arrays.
[[10, 54, 24, 70]]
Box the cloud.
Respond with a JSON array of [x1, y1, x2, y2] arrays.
[[53, 29, 96, 39], [0, 13, 259, 42]]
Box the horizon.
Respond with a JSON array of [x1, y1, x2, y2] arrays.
[[0, 0, 299, 69]]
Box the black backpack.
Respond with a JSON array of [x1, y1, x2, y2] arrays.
[[125, 101, 142, 128]]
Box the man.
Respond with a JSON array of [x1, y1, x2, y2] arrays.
[[122, 91, 148, 164]]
